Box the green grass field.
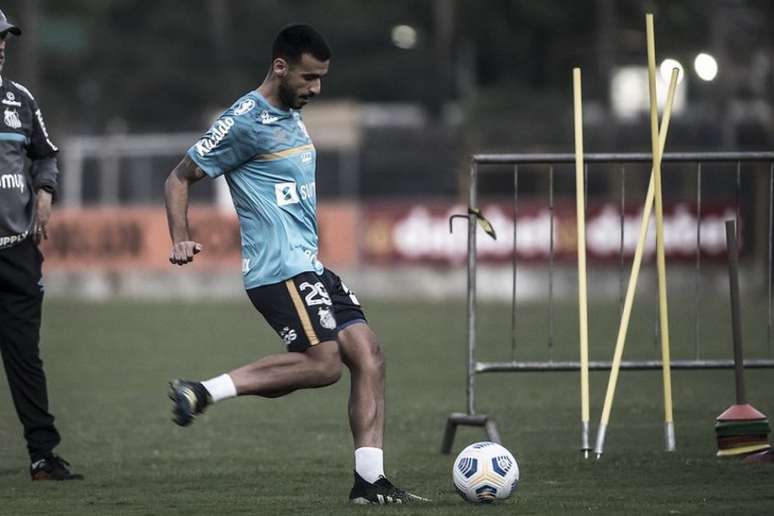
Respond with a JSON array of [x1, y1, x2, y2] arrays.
[[1, 295, 773, 515]]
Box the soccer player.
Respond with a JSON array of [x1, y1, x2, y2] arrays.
[[164, 24, 427, 505], [0, 9, 82, 480]]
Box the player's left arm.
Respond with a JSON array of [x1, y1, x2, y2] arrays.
[[26, 93, 60, 244]]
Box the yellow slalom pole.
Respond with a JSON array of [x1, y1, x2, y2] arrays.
[[594, 67, 680, 459], [573, 68, 591, 458], [646, 13, 676, 453]]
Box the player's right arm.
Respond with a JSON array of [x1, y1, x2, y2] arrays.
[[165, 98, 260, 265], [164, 155, 206, 265]]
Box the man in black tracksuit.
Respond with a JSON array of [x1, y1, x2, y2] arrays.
[[0, 9, 81, 480]]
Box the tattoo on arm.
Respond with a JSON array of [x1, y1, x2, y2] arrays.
[[174, 155, 206, 183], [165, 156, 206, 243]]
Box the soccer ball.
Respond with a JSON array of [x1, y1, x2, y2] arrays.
[[452, 441, 519, 503]]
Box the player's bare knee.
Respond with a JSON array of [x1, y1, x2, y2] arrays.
[[353, 337, 384, 376], [313, 342, 342, 386], [357, 333, 384, 372], [367, 341, 385, 374]]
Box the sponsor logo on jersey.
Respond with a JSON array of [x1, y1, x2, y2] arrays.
[[274, 181, 316, 206], [194, 117, 234, 156], [299, 181, 316, 200], [301, 151, 313, 164], [4, 108, 21, 129], [2, 91, 20, 107], [234, 98, 256, 116], [275, 182, 300, 206], [0, 230, 28, 248], [0, 173, 24, 192], [318, 307, 337, 330], [280, 326, 298, 345], [260, 110, 280, 125]]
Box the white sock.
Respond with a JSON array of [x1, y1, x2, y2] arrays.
[[201, 374, 237, 403], [354, 447, 384, 484]]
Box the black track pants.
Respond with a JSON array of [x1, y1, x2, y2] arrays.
[[0, 238, 60, 462]]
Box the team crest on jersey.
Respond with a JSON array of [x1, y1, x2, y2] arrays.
[[2, 91, 20, 107], [234, 98, 256, 116], [318, 308, 336, 330], [4, 108, 21, 129]]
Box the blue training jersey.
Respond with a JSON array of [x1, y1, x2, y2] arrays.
[[187, 90, 323, 289]]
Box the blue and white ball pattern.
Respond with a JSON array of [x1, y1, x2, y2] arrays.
[[452, 442, 519, 503]]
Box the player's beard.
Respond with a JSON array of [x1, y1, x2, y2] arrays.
[[278, 78, 303, 110]]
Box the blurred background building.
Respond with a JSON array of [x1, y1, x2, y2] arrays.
[[2, 0, 773, 299]]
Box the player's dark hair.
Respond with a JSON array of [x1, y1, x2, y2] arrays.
[[272, 24, 331, 64]]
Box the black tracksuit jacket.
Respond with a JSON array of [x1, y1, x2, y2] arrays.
[[0, 76, 59, 250]]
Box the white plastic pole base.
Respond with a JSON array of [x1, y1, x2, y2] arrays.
[[581, 421, 591, 458], [664, 421, 676, 452], [594, 423, 607, 459]]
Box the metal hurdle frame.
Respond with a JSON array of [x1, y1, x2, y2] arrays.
[[441, 151, 774, 454]]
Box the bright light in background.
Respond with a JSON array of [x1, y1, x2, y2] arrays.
[[659, 58, 685, 84], [694, 53, 718, 81], [611, 66, 687, 120], [391, 24, 417, 50]]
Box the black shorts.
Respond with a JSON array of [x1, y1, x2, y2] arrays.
[[246, 268, 367, 352]]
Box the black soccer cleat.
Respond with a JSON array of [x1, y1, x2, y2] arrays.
[[30, 454, 84, 481], [168, 379, 211, 427], [348, 471, 430, 505]]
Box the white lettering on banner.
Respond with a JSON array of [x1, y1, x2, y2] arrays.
[[195, 117, 234, 156], [0, 173, 24, 193], [385, 202, 740, 264], [586, 204, 737, 257]]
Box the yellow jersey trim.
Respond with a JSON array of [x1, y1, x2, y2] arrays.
[[255, 144, 315, 162]]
